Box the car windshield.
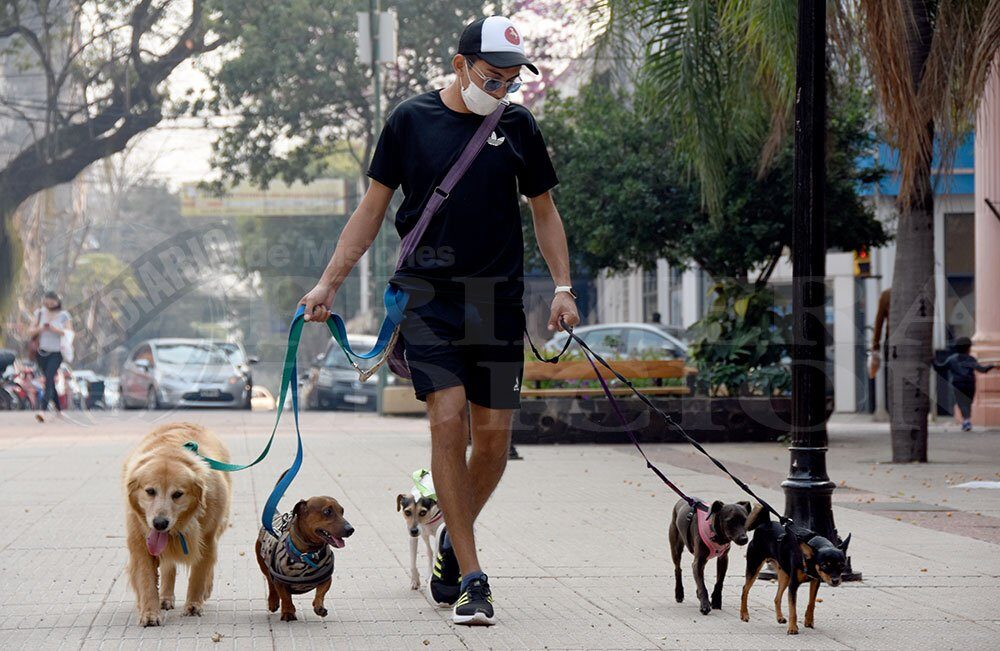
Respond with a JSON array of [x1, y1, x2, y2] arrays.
[[217, 343, 244, 364], [156, 344, 232, 367], [323, 342, 373, 369]]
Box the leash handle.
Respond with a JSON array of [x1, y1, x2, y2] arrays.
[[551, 318, 789, 525]]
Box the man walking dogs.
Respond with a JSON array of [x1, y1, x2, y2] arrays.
[[300, 16, 578, 625]]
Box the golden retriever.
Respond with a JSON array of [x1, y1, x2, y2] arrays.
[[123, 422, 232, 626]]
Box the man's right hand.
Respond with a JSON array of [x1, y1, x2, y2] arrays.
[[299, 283, 336, 322]]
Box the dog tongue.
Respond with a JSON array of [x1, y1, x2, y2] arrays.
[[146, 530, 169, 556]]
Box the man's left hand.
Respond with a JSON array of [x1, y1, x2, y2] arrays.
[[548, 293, 580, 332]]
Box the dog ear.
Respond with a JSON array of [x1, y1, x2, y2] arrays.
[[710, 500, 724, 514], [799, 542, 814, 559], [839, 533, 852, 553], [738, 501, 752, 515], [293, 499, 308, 518], [396, 494, 405, 512], [126, 477, 143, 514]]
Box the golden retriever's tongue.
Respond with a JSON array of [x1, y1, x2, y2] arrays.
[[146, 530, 169, 556]]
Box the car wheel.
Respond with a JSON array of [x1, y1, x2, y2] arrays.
[[147, 385, 160, 410]]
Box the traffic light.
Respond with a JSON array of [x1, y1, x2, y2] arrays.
[[853, 248, 871, 277]]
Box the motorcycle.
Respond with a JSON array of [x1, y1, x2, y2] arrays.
[[0, 349, 26, 410]]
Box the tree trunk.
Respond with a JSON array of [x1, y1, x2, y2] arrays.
[[887, 154, 934, 463], [0, 203, 22, 319], [887, 0, 936, 463]]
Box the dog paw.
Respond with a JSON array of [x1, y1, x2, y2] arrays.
[[711, 595, 722, 610], [805, 618, 814, 629], [268, 597, 280, 613], [183, 603, 203, 617], [160, 597, 174, 611], [139, 611, 163, 627], [700, 603, 712, 615], [675, 588, 684, 603], [314, 606, 328, 617], [740, 610, 749, 623], [787, 625, 799, 635], [281, 612, 297, 622], [777, 616, 787, 624], [411, 577, 422, 590]]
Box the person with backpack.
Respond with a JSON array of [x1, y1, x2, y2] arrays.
[[934, 336, 997, 431], [299, 16, 577, 625]]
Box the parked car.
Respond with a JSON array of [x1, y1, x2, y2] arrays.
[[120, 339, 250, 409], [305, 335, 397, 411], [542, 322, 689, 360], [214, 341, 259, 408]]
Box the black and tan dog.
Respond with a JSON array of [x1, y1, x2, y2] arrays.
[[739, 505, 851, 634], [669, 498, 752, 615], [255, 496, 354, 621]]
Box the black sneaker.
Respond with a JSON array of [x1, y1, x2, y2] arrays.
[[429, 527, 461, 606], [453, 574, 496, 626]]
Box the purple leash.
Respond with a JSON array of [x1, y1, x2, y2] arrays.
[[527, 319, 789, 525]]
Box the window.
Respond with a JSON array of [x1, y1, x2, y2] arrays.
[[944, 212, 975, 342], [626, 328, 677, 357], [131, 345, 153, 366], [581, 328, 626, 357], [642, 268, 659, 323], [155, 344, 231, 367], [669, 267, 683, 327]]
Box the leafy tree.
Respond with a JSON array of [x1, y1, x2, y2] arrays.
[[0, 0, 228, 314], [203, 0, 493, 188], [532, 80, 887, 280], [602, 0, 1000, 461], [531, 78, 886, 394]]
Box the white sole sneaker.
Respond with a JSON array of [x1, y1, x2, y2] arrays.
[[452, 610, 496, 626]]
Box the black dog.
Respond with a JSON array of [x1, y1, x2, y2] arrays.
[[739, 505, 851, 635], [669, 498, 752, 615]]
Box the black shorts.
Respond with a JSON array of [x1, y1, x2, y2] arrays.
[[398, 291, 525, 409]]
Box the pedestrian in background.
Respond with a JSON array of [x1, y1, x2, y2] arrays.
[[27, 291, 72, 422], [934, 336, 996, 431]]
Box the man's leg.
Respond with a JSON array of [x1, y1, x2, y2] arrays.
[[467, 403, 513, 519], [426, 386, 476, 573]]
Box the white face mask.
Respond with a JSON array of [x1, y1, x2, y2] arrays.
[[461, 64, 503, 116]]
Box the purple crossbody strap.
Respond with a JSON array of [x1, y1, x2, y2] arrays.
[[394, 101, 507, 272]]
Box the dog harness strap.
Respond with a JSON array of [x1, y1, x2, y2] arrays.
[[551, 319, 789, 526], [178, 531, 189, 556], [425, 509, 445, 526], [696, 506, 730, 560], [259, 513, 334, 591]]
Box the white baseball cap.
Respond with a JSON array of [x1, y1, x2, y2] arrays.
[[458, 16, 538, 75]]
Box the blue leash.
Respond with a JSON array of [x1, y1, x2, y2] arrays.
[[184, 285, 409, 536]]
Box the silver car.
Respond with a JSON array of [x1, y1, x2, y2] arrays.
[[120, 339, 250, 409], [542, 322, 689, 359]]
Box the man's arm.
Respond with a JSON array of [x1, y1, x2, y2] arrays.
[[299, 180, 395, 322], [529, 191, 579, 332]]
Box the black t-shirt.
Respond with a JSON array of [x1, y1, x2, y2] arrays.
[[367, 90, 558, 304]]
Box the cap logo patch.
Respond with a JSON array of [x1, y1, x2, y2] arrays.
[[504, 26, 520, 45]]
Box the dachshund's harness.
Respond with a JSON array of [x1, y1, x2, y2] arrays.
[[257, 513, 334, 594]]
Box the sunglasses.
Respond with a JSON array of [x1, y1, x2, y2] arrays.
[[467, 61, 522, 94]]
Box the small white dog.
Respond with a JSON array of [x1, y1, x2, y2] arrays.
[[396, 469, 444, 590]]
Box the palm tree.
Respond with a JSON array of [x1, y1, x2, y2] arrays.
[[601, 0, 1000, 462]]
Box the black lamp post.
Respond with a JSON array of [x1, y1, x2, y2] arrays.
[[783, 0, 859, 579]]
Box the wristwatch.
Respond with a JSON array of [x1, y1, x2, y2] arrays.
[[554, 285, 577, 299]]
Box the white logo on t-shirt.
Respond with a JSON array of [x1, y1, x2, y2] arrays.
[[487, 131, 505, 147], [512, 377, 520, 392]]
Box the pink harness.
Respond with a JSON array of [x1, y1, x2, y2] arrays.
[[696, 506, 730, 560]]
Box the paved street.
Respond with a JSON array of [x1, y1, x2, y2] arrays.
[[1, 410, 998, 650]]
